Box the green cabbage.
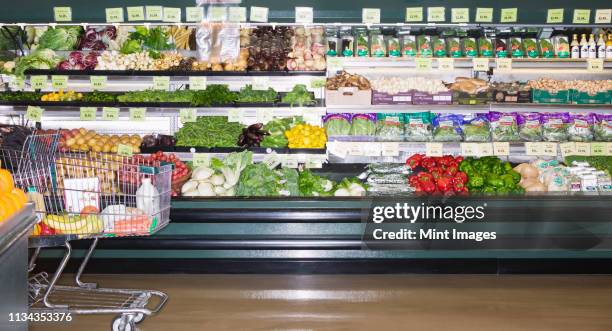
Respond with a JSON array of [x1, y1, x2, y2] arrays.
[[38, 27, 81, 50], [14, 49, 61, 76]]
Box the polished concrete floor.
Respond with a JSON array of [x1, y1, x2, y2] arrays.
[[30, 274, 612, 331]]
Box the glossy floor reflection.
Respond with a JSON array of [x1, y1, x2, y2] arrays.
[[31, 274, 612, 331]]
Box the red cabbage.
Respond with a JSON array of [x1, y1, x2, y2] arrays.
[[68, 51, 83, 65], [57, 60, 72, 70]]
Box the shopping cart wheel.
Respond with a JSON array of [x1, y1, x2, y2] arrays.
[[132, 313, 145, 324], [111, 315, 135, 331]]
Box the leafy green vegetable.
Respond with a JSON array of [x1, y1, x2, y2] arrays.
[[119, 40, 141, 54], [280, 168, 300, 196], [175, 116, 243, 147], [82, 91, 117, 103], [124, 26, 173, 58], [14, 49, 62, 76], [260, 117, 303, 148], [236, 163, 283, 197], [281, 84, 315, 107], [0, 91, 42, 101], [349, 114, 376, 136], [38, 27, 81, 50], [323, 114, 351, 136], [191, 85, 236, 106], [298, 169, 335, 197], [564, 156, 612, 176], [117, 89, 193, 103], [236, 85, 277, 103]]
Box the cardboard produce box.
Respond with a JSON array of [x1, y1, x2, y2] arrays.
[[570, 90, 610, 105], [372, 90, 413, 105], [452, 90, 493, 105], [412, 91, 453, 105], [492, 89, 532, 103], [531, 89, 570, 104], [326, 87, 372, 106]]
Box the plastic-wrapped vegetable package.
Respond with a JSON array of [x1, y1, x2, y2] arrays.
[[487, 112, 520, 141], [432, 114, 463, 142], [518, 112, 543, 141], [323, 113, 351, 136], [462, 114, 490, 142], [567, 113, 595, 142], [349, 114, 376, 136], [594, 114, 612, 142], [218, 24, 240, 63], [376, 113, 404, 141], [541, 113, 570, 142], [404, 112, 433, 142]]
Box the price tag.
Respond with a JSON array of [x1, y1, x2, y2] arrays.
[[524, 142, 541, 156], [54, 7, 72, 22], [595, 9, 612, 24], [229, 7, 247, 22], [460, 143, 478, 156], [179, 108, 197, 123], [282, 155, 299, 168], [90, 76, 107, 89], [102, 107, 119, 121], [227, 109, 243, 123], [51, 75, 68, 90], [362, 8, 381, 24], [189, 77, 207, 90], [328, 142, 347, 158], [500, 8, 518, 23], [348, 143, 363, 156], [475, 8, 493, 22], [427, 7, 445, 22], [263, 152, 281, 169], [381, 142, 400, 157], [437, 58, 454, 71], [153, 76, 170, 90], [250, 6, 269, 22], [425, 142, 443, 157], [256, 109, 273, 124], [26, 106, 43, 122], [590, 142, 606, 156], [209, 7, 227, 21], [493, 142, 510, 156], [80, 107, 97, 121], [572, 9, 591, 24], [327, 57, 344, 71], [363, 143, 381, 157], [451, 8, 469, 23], [415, 57, 432, 71], [541, 142, 558, 156], [574, 142, 591, 156], [559, 142, 576, 157], [127, 6, 145, 21], [163, 7, 181, 22], [8, 75, 25, 90], [252, 76, 269, 90], [129, 108, 146, 121], [192, 153, 210, 167], [106, 8, 124, 23], [547, 8, 564, 23], [117, 144, 133, 157], [295, 7, 313, 24], [496, 58, 512, 72], [405, 7, 423, 22], [472, 58, 489, 71], [146, 6, 163, 20], [309, 77, 326, 89], [587, 58, 604, 72], [30, 75, 47, 90], [186, 7, 204, 22], [478, 143, 493, 156], [305, 156, 324, 169], [303, 112, 322, 126]]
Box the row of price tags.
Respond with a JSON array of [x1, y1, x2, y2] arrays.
[[262, 152, 326, 169], [53, 6, 611, 24], [78, 107, 146, 121], [328, 142, 400, 158]]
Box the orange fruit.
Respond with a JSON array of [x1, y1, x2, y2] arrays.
[[0, 169, 15, 194], [0, 196, 17, 219], [6, 193, 23, 210], [11, 188, 27, 205], [80, 205, 100, 217]]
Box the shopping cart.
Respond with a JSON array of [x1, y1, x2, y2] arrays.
[[1, 133, 171, 331]]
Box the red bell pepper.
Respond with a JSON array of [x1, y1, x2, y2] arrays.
[[436, 175, 454, 192], [406, 154, 424, 169], [454, 171, 468, 184]]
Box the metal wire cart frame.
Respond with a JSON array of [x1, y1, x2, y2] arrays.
[[1, 133, 171, 331]]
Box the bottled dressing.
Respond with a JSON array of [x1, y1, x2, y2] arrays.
[[588, 34, 597, 59], [570, 34, 580, 59], [579, 34, 589, 58]]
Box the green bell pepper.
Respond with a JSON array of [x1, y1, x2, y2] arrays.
[[467, 174, 484, 189]]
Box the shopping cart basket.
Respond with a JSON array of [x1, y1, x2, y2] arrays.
[[1, 134, 171, 331]]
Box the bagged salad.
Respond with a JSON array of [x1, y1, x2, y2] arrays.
[[567, 113, 595, 142], [376, 113, 404, 141], [349, 113, 376, 136], [488, 112, 520, 141], [323, 113, 351, 136], [462, 114, 490, 142], [594, 114, 612, 142], [518, 112, 543, 141], [432, 114, 463, 142], [541, 112, 570, 142], [404, 112, 433, 142]]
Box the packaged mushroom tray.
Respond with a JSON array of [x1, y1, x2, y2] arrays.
[[325, 71, 372, 106], [370, 77, 450, 105], [528, 78, 612, 104], [448, 77, 493, 105]]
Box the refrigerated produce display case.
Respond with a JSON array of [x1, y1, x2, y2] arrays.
[[0, 1, 610, 275]]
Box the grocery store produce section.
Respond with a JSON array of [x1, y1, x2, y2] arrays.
[[0, 3, 611, 271]]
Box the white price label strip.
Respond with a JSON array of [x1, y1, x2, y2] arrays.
[[425, 142, 443, 157], [263, 152, 281, 169]]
